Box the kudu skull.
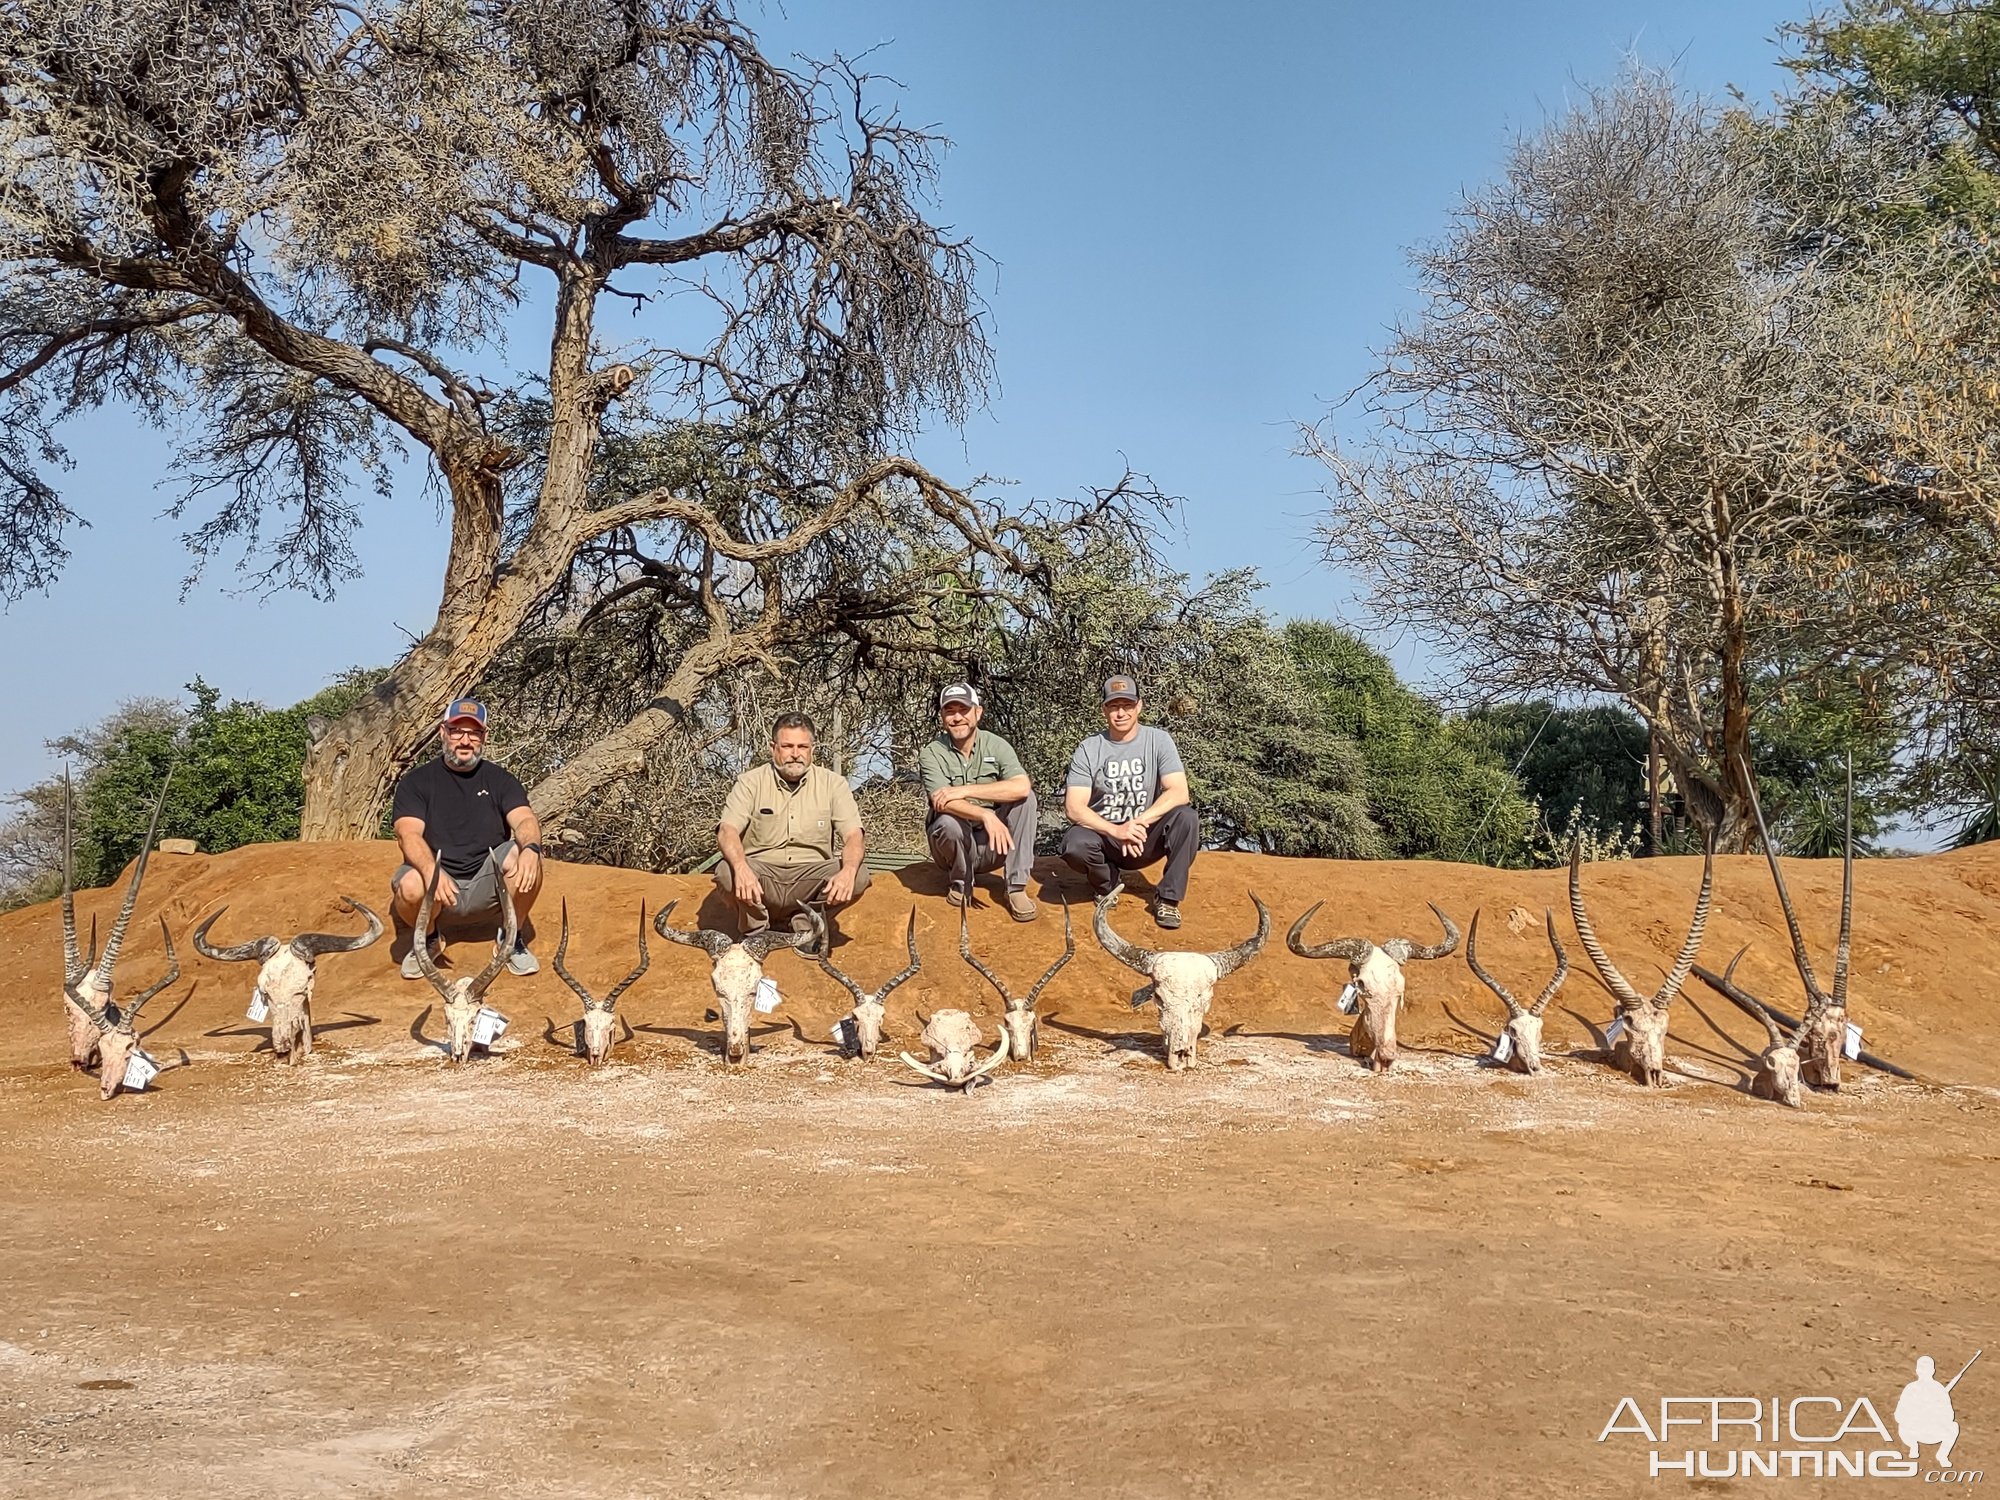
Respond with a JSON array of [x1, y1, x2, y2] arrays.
[[551, 900, 650, 1066], [960, 897, 1073, 1062], [1567, 837, 1714, 1087], [411, 860, 516, 1063], [652, 902, 809, 1064], [1286, 901, 1459, 1074], [192, 898, 383, 1064], [817, 909, 922, 1061], [1465, 908, 1568, 1075], [1095, 894, 1270, 1071]]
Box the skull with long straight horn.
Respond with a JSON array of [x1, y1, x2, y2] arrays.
[[411, 861, 516, 1063], [193, 898, 382, 1064], [551, 899, 650, 1066], [1095, 894, 1269, 1071]]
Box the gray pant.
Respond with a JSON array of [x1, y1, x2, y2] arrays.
[[393, 841, 516, 926], [928, 791, 1038, 893], [713, 856, 874, 936]]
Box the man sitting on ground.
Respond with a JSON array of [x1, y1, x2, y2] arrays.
[[715, 712, 870, 952], [1059, 675, 1198, 929], [918, 683, 1039, 922], [390, 698, 545, 977]]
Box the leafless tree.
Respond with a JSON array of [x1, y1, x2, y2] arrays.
[[1305, 71, 2000, 848], [1, 0, 997, 836]]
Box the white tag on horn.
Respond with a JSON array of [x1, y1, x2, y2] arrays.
[[1605, 1015, 1626, 1047], [1336, 982, 1359, 1015], [1843, 1022, 1862, 1061], [472, 1007, 509, 1046], [754, 977, 782, 1015], [1491, 1031, 1514, 1064], [831, 1017, 854, 1048], [122, 1049, 160, 1091], [247, 988, 271, 1023]]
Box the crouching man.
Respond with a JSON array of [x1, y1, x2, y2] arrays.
[[390, 698, 545, 977], [1060, 675, 1198, 929], [919, 683, 1039, 922], [715, 712, 870, 952]]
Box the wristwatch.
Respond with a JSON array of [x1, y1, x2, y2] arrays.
[[522, 842, 545, 854]]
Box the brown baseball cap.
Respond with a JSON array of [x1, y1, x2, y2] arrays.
[[1101, 675, 1141, 704]]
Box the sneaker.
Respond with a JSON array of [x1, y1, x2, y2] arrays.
[[946, 883, 971, 909], [1006, 889, 1039, 923], [401, 939, 441, 980], [1154, 901, 1182, 931], [506, 938, 539, 976]]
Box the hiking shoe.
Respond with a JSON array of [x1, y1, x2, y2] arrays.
[[946, 883, 972, 909], [1006, 889, 1039, 923], [506, 938, 539, 976], [1154, 901, 1182, 931], [401, 940, 441, 980]]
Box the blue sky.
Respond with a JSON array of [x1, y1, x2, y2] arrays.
[[2, 0, 1810, 797]]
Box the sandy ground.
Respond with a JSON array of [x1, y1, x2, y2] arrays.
[[2, 844, 1995, 1496]]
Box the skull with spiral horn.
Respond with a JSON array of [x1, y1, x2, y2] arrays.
[[1286, 900, 1459, 1074], [653, 903, 810, 1065], [193, 898, 382, 1065]]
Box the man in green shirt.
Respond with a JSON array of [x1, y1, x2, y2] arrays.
[[918, 684, 1039, 922]]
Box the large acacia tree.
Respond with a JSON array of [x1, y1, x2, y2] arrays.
[[0, 0, 991, 837]]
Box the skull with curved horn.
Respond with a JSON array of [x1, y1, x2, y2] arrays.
[[818, 908, 922, 1060], [193, 897, 383, 1065], [1286, 900, 1458, 1074], [961, 897, 1072, 1061], [1568, 836, 1714, 1088], [1095, 894, 1269, 1071], [551, 900, 650, 1067], [58, 767, 181, 1097], [1465, 908, 1568, 1075], [653, 902, 809, 1064], [899, 1009, 1009, 1090], [412, 860, 516, 1063], [1712, 945, 1805, 1108]]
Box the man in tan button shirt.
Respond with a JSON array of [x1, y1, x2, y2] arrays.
[[715, 712, 871, 950]]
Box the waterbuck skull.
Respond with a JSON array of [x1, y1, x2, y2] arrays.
[[899, 1009, 1008, 1090], [57, 767, 180, 1097], [552, 900, 650, 1066], [412, 861, 515, 1063], [960, 898, 1072, 1062], [818, 909, 922, 1060], [1286, 900, 1459, 1074], [653, 902, 808, 1064], [1465, 908, 1568, 1075], [1095, 894, 1269, 1071], [192, 898, 383, 1064], [1568, 836, 1714, 1088]]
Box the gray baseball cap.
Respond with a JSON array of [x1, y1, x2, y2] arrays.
[[1101, 675, 1141, 704], [939, 683, 982, 709]]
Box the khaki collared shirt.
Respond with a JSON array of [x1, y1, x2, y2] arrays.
[[719, 763, 863, 867]]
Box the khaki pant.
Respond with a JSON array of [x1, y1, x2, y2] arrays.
[[713, 856, 873, 936]]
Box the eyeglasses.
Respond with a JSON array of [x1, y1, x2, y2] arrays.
[[444, 727, 485, 740]]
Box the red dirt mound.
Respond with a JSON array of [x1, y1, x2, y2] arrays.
[[3, 839, 1994, 1089]]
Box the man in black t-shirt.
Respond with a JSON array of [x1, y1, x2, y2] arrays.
[[389, 698, 546, 979]]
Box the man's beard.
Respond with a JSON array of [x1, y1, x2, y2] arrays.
[[446, 747, 482, 770], [775, 760, 808, 783]]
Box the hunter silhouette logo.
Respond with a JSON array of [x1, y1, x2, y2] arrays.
[[1598, 1349, 1983, 1481]]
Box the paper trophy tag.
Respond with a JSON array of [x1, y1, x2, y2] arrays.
[[122, 1049, 160, 1091], [754, 976, 782, 1015], [247, 987, 271, 1023], [472, 1007, 509, 1047], [1336, 983, 1360, 1015], [831, 1017, 854, 1048], [1843, 1021, 1863, 1061], [1605, 1015, 1626, 1047], [1492, 1030, 1514, 1064]]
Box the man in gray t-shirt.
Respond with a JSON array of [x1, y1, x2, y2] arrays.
[[1060, 675, 1199, 930]]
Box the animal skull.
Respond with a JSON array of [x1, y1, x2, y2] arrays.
[[1568, 837, 1714, 1088], [552, 900, 650, 1066], [411, 861, 516, 1063], [899, 1009, 1008, 1090], [1095, 894, 1269, 1071], [192, 898, 383, 1064], [1465, 907, 1568, 1074], [1286, 900, 1459, 1074], [654, 902, 808, 1064], [818, 909, 922, 1060], [961, 897, 1072, 1062]]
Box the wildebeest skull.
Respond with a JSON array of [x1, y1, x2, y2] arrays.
[[552, 900, 650, 1066], [1286, 900, 1459, 1074], [411, 861, 516, 1063], [817, 908, 922, 1060], [653, 902, 809, 1064], [192, 897, 383, 1064], [1095, 894, 1269, 1071], [899, 1009, 1008, 1089], [960, 897, 1072, 1062], [1464, 907, 1568, 1074]]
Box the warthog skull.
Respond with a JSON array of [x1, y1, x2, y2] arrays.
[[1095, 894, 1269, 1071], [961, 897, 1072, 1062], [1465, 907, 1568, 1075], [193, 898, 383, 1064], [654, 902, 807, 1064], [1287, 900, 1459, 1074], [818, 909, 922, 1061], [1569, 836, 1714, 1088], [900, 1009, 1008, 1089], [412, 862, 515, 1063], [552, 900, 650, 1066]]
